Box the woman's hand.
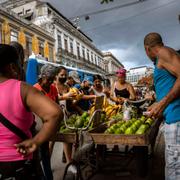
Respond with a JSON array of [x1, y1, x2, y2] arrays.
[[15, 138, 38, 157], [116, 97, 125, 104], [63, 92, 77, 100]]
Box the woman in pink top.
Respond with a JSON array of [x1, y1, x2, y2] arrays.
[[0, 44, 63, 180]]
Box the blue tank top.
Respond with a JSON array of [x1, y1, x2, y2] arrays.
[[154, 60, 180, 124]]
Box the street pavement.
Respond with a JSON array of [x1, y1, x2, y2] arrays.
[[51, 129, 165, 180]]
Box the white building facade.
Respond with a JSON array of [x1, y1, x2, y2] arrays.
[[8, 0, 107, 75], [126, 66, 153, 85], [103, 52, 124, 74]]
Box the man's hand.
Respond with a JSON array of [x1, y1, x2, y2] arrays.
[[147, 101, 165, 119], [14, 139, 38, 157]]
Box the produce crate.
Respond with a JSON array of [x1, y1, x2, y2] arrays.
[[88, 118, 162, 146], [54, 118, 161, 145], [54, 132, 76, 143]]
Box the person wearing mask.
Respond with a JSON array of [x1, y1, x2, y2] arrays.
[[54, 67, 79, 173], [55, 67, 76, 104], [0, 44, 62, 180], [111, 68, 136, 104], [144, 32, 180, 180]]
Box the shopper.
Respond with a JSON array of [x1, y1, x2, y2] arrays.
[[0, 44, 62, 180]]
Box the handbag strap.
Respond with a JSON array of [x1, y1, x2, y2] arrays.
[[0, 113, 28, 140]]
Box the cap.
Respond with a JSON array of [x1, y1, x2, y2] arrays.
[[39, 64, 56, 79], [68, 71, 81, 84], [83, 76, 93, 85], [74, 83, 81, 89], [116, 68, 126, 77]]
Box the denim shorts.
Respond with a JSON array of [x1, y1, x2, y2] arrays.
[[164, 122, 180, 180]]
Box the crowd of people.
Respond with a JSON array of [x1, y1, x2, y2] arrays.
[[0, 31, 179, 180]]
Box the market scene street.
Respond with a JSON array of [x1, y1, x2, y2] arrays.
[[0, 0, 180, 180]]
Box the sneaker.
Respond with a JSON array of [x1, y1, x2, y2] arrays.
[[68, 165, 77, 174]]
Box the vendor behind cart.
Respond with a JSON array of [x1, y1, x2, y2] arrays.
[[144, 32, 180, 180], [89, 74, 105, 97], [111, 68, 136, 104]]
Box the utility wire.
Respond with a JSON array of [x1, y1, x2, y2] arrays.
[[83, 0, 178, 32], [69, 0, 146, 20]]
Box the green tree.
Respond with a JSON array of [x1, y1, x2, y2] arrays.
[[100, 0, 114, 4]]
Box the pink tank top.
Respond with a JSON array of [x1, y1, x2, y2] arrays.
[[0, 79, 34, 162]]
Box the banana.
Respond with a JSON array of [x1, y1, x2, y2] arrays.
[[109, 108, 118, 118], [89, 105, 95, 116], [103, 97, 109, 109], [106, 108, 115, 118], [104, 105, 113, 113]]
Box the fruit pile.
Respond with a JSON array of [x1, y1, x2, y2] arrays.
[[105, 116, 154, 135], [89, 98, 122, 119], [103, 104, 122, 118], [60, 111, 107, 133]]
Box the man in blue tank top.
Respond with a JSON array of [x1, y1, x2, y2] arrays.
[[144, 32, 180, 180]]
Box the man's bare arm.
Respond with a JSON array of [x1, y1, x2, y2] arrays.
[[158, 47, 180, 107]]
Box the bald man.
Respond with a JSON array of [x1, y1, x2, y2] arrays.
[[144, 32, 180, 180]]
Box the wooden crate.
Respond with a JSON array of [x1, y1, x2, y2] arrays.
[[54, 118, 162, 146], [89, 118, 162, 146]]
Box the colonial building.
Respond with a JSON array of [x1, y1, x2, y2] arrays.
[[126, 66, 153, 85], [102, 52, 124, 86], [1, 0, 125, 76], [103, 52, 124, 74], [0, 2, 55, 61], [4, 0, 107, 75]]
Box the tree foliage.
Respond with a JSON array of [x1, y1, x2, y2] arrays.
[[100, 0, 114, 4]]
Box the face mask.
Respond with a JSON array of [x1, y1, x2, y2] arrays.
[[59, 77, 67, 84]]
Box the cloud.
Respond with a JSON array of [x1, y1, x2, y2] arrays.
[[43, 0, 180, 69], [103, 46, 153, 69]]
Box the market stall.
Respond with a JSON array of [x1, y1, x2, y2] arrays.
[[53, 97, 162, 178]]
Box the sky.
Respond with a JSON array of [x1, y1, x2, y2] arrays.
[[43, 0, 180, 69]]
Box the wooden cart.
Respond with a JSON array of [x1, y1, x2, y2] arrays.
[[54, 118, 162, 177]]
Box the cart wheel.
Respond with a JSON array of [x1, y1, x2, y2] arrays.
[[133, 146, 148, 177]]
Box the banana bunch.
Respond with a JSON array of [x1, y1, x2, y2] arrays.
[[89, 103, 95, 116], [104, 104, 122, 118], [69, 87, 83, 101], [89, 97, 109, 116], [69, 87, 78, 94], [103, 97, 109, 109]]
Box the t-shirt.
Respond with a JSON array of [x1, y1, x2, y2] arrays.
[[34, 83, 58, 102]]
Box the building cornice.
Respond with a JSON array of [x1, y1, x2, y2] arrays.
[[103, 52, 124, 67], [37, 2, 103, 57], [53, 16, 103, 56], [0, 7, 54, 42]]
